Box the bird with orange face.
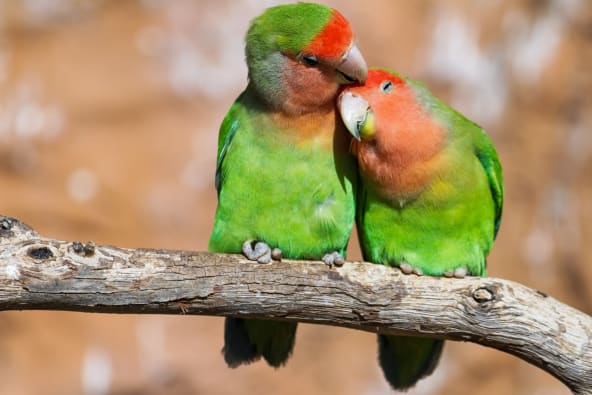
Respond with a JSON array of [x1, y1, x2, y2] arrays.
[[339, 68, 503, 389]]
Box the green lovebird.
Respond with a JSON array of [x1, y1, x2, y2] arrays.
[[209, 3, 367, 368], [338, 68, 503, 390]]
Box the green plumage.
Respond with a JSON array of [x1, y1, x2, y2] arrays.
[[346, 69, 503, 389], [210, 93, 356, 259], [209, 3, 359, 368], [210, 90, 356, 367], [357, 77, 503, 277], [378, 335, 443, 390], [246, 3, 332, 58]]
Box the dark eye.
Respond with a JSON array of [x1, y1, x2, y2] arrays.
[[301, 55, 318, 67], [381, 80, 393, 93]]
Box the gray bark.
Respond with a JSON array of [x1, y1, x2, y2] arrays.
[[0, 216, 590, 394]]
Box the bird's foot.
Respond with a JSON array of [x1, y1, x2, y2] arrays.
[[443, 267, 468, 278], [398, 261, 469, 278], [398, 262, 424, 276], [242, 240, 282, 264], [271, 248, 283, 261], [322, 251, 345, 268]]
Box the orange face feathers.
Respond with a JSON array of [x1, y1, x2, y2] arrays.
[[245, 4, 367, 115], [339, 69, 448, 201]]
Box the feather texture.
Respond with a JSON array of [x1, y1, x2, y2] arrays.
[[209, 3, 364, 368], [340, 68, 503, 389]]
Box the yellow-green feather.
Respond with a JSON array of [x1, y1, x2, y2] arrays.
[[210, 89, 356, 367], [357, 73, 503, 389], [210, 91, 356, 258], [211, 1, 358, 371], [358, 75, 503, 276]]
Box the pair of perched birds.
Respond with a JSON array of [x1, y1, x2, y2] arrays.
[[209, 2, 503, 391]]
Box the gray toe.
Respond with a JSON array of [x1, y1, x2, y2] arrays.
[[399, 262, 413, 275]]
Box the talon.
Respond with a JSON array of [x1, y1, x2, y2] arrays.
[[253, 242, 268, 257], [322, 251, 344, 267], [443, 271, 454, 278], [412, 267, 423, 276], [322, 252, 335, 267], [324, 251, 345, 267], [333, 254, 345, 267], [254, 242, 272, 264], [257, 250, 272, 264], [242, 240, 273, 263], [453, 267, 467, 278], [242, 240, 256, 260], [399, 262, 413, 275], [271, 248, 283, 261]]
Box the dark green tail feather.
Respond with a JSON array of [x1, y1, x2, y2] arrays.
[[378, 335, 444, 390], [223, 318, 297, 368], [223, 318, 260, 367]]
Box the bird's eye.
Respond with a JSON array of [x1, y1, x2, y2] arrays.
[[301, 55, 319, 67], [381, 81, 393, 93]]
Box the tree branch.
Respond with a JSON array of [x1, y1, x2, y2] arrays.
[[0, 216, 590, 394]]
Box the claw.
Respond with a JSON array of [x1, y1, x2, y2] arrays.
[[399, 262, 424, 276], [242, 240, 273, 264], [242, 240, 258, 260], [399, 262, 413, 275], [256, 248, 272, 264], [453, 267, 467, 278], [443, 267, 468, 278], [271, 248, 283, 261], [323, 251, 345, 267]]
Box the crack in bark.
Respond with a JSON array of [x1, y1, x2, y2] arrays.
[[0, 216, 590, 394]]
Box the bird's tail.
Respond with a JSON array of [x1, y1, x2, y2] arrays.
[[223, 318, 297, 368], [378, 334, 444, 390]]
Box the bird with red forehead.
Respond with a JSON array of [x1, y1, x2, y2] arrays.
[[209, 3, 367, 368], [339, 68, 503, 390]]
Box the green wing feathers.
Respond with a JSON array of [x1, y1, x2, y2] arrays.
[[473, 127, 504, 238], [411, 74, 503, 239], [215, 102, 241, 195]]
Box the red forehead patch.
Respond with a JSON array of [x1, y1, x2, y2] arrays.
[[303, 9, 353, 60], [365, 69, 405, 88]]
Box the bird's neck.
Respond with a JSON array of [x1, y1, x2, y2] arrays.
[[242, 86, 339, 150]]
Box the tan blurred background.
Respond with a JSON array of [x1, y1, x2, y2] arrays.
[[0, 0, 590, 394]]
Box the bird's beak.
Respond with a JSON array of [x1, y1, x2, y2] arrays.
[[336, 44, 368, 84], [338, 91, 373, 141]]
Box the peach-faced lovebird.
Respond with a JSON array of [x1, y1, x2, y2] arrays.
[[209, 3, 367, 368], [339, 69, 503, 389]]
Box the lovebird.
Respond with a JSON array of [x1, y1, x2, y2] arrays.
[[339, 69, 503, 390], [209, 3, 367, 368]]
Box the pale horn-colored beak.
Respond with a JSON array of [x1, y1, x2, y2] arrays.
[[336, 44, 368, 84], [338, 91, 370, 141]]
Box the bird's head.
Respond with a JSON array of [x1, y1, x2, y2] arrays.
[[246, 3, 367, 114]]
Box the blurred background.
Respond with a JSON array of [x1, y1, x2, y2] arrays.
[[0, 0, 590, 394]]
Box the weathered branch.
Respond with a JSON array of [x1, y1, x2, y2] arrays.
[[0, 216, 590, 394]]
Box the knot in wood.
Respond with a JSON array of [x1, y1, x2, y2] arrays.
[[27, 246, 54, 260], [0, 217, 15, 239], [1, 218, 12, 231], [71, 241, 96, 257], [472, 287, 494, 303]]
